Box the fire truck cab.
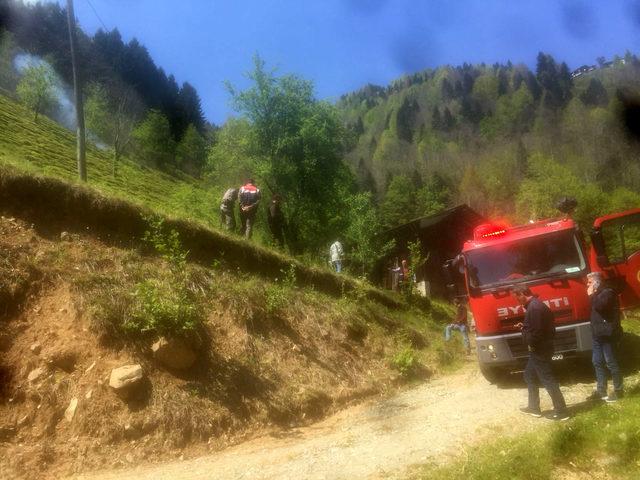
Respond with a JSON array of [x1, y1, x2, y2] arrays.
[[449, 208, 640, 382]]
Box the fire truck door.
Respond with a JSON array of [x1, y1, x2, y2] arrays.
[[590, 209, 640, 309]]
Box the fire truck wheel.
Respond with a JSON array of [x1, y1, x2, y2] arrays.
[[479, 364, 505, 384]]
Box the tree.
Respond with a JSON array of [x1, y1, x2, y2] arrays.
[[175, 124, 207, 176], [343, 192, 394, 277], [227, 55, 353, 253], [380, 175, 416, 228], [0, 30, 19, 91], [579, 78, 609, 107], [85, 82, 140, 175], [16, 63, 58, 121], [131, 109, 176, 169]]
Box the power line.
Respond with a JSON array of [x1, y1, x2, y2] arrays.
[[84, 0, 108, 31]]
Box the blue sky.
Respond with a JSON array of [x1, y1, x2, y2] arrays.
[[38, 0, 640, 124]]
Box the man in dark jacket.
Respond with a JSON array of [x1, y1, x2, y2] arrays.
[[266, 194, 286, 248], [586, 272, 623, 403], [513, 286, 569, 420]]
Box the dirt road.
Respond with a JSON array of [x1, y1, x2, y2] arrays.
[[72, 360, 596, 480]]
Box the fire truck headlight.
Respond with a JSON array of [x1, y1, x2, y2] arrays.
[[488, 344, 495, 352]]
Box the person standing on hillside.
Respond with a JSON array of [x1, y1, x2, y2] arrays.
[[444, 298, 471, 355], [266, 194, 286, 248], [329, 240, 344, 273], [586, 272, 624, 403], [512, 285, 569, 421], [220, 187, 238, 232], [238, 179, 261, 239]]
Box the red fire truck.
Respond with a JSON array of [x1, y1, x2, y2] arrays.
[[447, 208, 640, 382]]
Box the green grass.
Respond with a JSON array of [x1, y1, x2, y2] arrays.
[[0, 93, 220, 227], [414, 317, 640, 480]]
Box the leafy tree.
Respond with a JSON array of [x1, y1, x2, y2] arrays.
[[343, 192, 394, 277], [205, 117, 257, 183], [380, 175, 416, 228], [85, 82, 140, 175], [131, 109, 176, 169], [0, 30, 19, 91], [175, 124, 207, 176], [580, 78, 609, 107], [16, 63, 57, 121], [227, 55, 353, 253]]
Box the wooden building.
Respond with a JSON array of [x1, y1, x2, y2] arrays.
[[380, 205, 485, 297]]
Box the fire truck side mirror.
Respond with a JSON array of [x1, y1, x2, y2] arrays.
[[590, 228, 610, 267]]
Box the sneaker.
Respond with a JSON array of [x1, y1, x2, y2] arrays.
[[547, 410, 571, 421], [586, 390, 606, 402], [604, 391, 622, 403], [519, 406, 542, 418]]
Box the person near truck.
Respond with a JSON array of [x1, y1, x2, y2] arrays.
[[586, 272, 624, 403], [512, 285, 569, 421], [238, 179, 261, 239], [220, 187, 238, 232], [444, 298, 471, 355]]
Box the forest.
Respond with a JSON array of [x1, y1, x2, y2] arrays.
[[2, 0, 640, 276]]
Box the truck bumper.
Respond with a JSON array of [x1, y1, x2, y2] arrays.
[[476, 321, 592, 368]]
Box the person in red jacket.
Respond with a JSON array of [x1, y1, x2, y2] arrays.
[[238, 179, 261, 239]]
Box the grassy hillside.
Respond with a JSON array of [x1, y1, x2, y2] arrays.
[[0, 92, 219, 228], [0, 214, 459, 479]]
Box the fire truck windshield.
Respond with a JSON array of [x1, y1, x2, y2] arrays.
[[465, 229, 586, 289]]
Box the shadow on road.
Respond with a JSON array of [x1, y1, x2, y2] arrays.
[[493, 329, 640, 390]]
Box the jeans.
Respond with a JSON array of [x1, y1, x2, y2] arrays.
[[524, 352, 567, 413], [592, 337, 623, 395], [445, 324, 470, 351], [332, 260, 342, 273]]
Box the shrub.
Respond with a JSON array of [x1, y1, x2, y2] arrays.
[[265, 264, 296, 314], [392, 345, 417, 377]]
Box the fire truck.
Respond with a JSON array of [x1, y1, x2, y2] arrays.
[[445, 208, 640, 382]]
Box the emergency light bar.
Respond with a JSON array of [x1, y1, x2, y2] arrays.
[[473, 223, 507, 240]]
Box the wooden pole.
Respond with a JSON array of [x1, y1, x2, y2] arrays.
[[66, 0, 87, 181]]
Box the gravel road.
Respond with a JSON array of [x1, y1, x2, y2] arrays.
[[72, 360, 596, 480]]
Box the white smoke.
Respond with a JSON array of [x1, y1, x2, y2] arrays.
[[13, 53, 77, 130]]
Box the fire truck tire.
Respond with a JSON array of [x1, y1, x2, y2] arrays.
[[479, 364, 504, 384]]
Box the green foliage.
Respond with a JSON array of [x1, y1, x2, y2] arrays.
[[132, 109, 176, 168], [84, 82, 140, 173], [265, 264, 297, 314], [380, 175, 416, 228], [16, 63, 57, 121], [142, 214, 188, 269], [226, 55, 354, 254], [0, 30, 19, 91], [391, 345, 417, 377], [175, 124, 207, 176], [343, 192, 394, 277], [123, 278, 200, 335], [516, 154, 609, 229]]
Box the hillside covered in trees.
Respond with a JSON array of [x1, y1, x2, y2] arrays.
[[338, 53, 640, 230], [0, 0, 209, 175], [2, 0, 640, 277]]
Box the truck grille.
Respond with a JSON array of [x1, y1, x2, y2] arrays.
[[507, 329, 578, 359]]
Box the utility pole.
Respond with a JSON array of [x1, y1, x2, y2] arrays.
[[66, 0, 87, 182]]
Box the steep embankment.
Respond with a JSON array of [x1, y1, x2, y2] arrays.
[[0, 211, 457, 480]]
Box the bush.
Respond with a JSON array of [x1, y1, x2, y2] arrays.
[[392, 345, 417, 377], [265, 264, 296, 314]]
